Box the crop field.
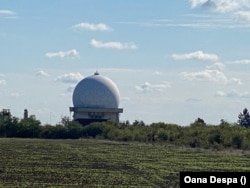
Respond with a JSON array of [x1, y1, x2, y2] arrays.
[[0, 139, 250, 187]]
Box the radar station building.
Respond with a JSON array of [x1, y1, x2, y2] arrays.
[[69, 72, 123, 125]]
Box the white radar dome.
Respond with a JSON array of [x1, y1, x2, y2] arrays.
[[72, 72, 120, 109]]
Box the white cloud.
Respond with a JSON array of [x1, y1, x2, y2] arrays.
[[72, 22, 112, 31], [172, 51, 219, 61], [234, 11, 250, 22], [90, 39, 138, 50], [180, 69, 227, 82], [189, 0, 250, 13], [0, 79, 7, 86], [0, 9, 17, 19], [119, 14, 250, 29], [36, 70, 50, 77], [181, 69, 243, 85], [0, 10, 16, 15], [55, 72, 83, 84], [206, 62, 225, 71], [45, 49, 79, 58], [215, 90, 227, 97], [227, 59, 250, 64], [135, 81, 171, 92], [189, 0, 210, 8], [216, 90, 250, 98], [229, 78, 243, 85]]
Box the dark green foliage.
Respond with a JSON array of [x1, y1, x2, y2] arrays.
[[132, 120, 145, 126], [238, 108, 250, 128], [4, 117, 19, 137], [190, 117, 206, 127], [1, 114, 250, 150], [41, 124, 67, 139], [65, 121, 83, 139], [82, 123, 105, 138], [17, 117, 42, 138]]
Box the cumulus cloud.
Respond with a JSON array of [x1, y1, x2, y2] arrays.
[[172, 51, 219, 61], [216, 90, 250, 98], [180, 69, 227, 82], [45, 49, 79, 58], [189, 0, 250, 13], [0, 79, 6, 86], [135, 81, 171, 92], [90, 39, 138, 50], [234, 11, 250, 22], [55, 72, 83, 84], [206, 62, 225, 71], [72, 22, 112, 31], [181, 69, 243, 85], [36, 70, 50, 77]]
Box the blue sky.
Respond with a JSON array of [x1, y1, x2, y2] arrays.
[[1, 0, 250, 125]]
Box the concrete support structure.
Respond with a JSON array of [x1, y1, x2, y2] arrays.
[[70, 107, 123, 125]]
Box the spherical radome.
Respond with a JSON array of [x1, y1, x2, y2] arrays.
[[73, 73, 120, 109]]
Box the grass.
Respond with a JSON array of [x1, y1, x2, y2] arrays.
[[0, 138, 250, 187]]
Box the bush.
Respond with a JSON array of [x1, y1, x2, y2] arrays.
[[2, 114, 250, 151], [82, 123, 105, 138], [65, 121, 83, 139]]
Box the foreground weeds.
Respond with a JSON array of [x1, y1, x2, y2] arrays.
[[0, 139, 250, 187]]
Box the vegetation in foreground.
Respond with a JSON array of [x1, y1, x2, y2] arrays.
[[1, 110, 250, 150], [0, 138, 250, 187]]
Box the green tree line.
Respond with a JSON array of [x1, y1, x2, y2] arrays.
[[1, 111, 250, 150]]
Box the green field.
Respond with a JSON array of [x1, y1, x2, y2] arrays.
[[0, 139, 250, 187]]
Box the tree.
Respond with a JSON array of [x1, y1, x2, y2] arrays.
[[132, 120, 145, 126], [4, 116, 20, 137], [82, 123, 104, 138], [190, 117, 206, 127], [238, 108, 250, 128], [60, 116, 70, 127], [18, 116, 42, 138], [66, 121, 83, 139]]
